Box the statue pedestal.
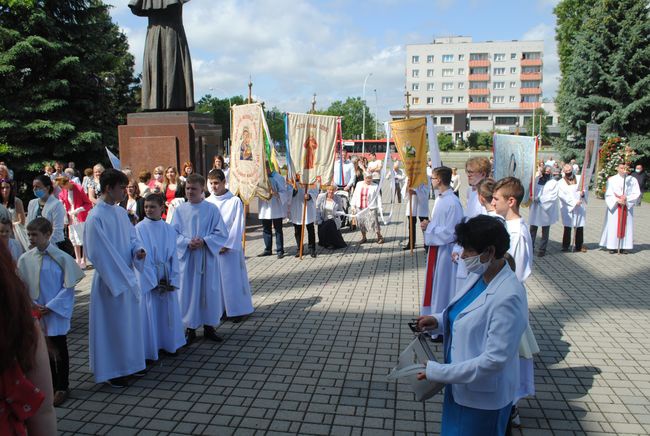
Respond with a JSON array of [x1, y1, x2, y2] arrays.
[[118, 111, 223, 176]]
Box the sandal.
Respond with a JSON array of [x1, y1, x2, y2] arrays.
[[360, 236, 368, 244], [377, 236, 384, 244]]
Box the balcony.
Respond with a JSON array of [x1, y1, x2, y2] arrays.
[[519, 102, 542, 109], [468, 73, 489, 81], [520, 87, 542, 95], [468, 88, 490, 96], [469, 59, 490, 68], [521, 58, 543, 67], [469, 102, 490, 109], [520, 72, 542, 81]]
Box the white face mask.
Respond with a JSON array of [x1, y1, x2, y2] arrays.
[[462, 252, 490, 275]]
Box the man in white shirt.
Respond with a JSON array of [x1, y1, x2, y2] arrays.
[[367, 152, 382, 185], [333, 149, 356, 191], [529, 165, 559, 257]]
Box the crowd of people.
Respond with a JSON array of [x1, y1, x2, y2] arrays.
[[0, 150, 646, 435]]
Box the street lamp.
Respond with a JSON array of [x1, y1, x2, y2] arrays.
[[373, 88, 379, 139], [361, 73, 373, 155]]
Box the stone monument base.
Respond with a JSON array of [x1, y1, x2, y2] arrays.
[[118, 111, 223, 177]]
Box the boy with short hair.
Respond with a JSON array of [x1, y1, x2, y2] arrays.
[[171, 173, 229, 342], [18, 217, 84, 406], [0, 217, 23, 261], [136, 193, 185, 360]]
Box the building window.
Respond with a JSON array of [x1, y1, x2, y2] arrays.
[[469, 96, 488, 103], [522, 52, 541, 60], [458, 68, 465, 75], [412, 97, 420, 104], [442, 54, 454, 63], [412, 55, 419, 63], [442, 82, 454, 90], [458, 96, 464, 103], [427, 97, 434, 104], [510, 96, 516, 102], [469, 81, 488, 89], [522, 66, 542, 73], [442, 68, 453, 77], [427, 55, 434, 63], [521, 95, 540, 103], [492, 96, 504, 104], [458, 54, 465, 61], [510, 81, 517, 88], [412, 69, 419, 78], [510, 67, 517, 74], [458, 82, 465, 89], [412, 83, 419, 91], [470, 53, 488, 60], [511, 53, 517, 59], [493, 68, 505, 75], [521, 81, 540, 88], [495, 116, 518, 125], [470, 67, 488, 75], [440, 116, 453, 124], [494, 53, 505, 61], [427, 83, 435, 91], [427, 69, 434, 77], [493, 82, 505, 89], [442, 97, 453, 104]]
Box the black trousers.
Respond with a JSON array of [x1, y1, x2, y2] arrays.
[[293, 223, 315, 249], [562, 226, 584, 250], [47, 335, 69, 392], [261, 218, 284, 253], [529, 225, 550, 253], [407, 216, 428, 247]]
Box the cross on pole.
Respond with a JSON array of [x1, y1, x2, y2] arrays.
[[248, 75, 253, 104], [311, 93, 316, 114], [404, 91, 411, 119]]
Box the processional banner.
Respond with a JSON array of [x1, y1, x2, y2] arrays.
[[493, 134, 537, 205], [581, 123, 600, 191], [230, 103, 271, 204], [390, 117, 428, 189], [286, 113, 338, 185]]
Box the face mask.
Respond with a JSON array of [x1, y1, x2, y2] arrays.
[[462, 252, 489, 275], [564, 172, 574, 178], [636, 169, 642, 173], [33, 188, 46, 199]]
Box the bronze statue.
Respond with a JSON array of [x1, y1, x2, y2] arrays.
[[129, 0, 194, 111]]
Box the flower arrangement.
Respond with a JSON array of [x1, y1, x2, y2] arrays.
[[595, 137, 636, 198]]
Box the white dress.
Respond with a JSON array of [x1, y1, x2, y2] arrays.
[[558, 176, 587, 227]]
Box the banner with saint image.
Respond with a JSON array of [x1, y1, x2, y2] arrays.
[[581, 123, 600, 191], [493, 133, 537, 204], [286, 113, 338, 185], [230, 103, 271, 204], [390, 117, 428, 189]]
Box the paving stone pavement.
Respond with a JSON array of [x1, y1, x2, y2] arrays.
[[56, 183, 650, 436]]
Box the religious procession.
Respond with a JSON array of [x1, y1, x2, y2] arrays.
[[2, 0, 649, 435]]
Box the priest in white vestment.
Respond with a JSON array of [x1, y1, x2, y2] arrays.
[[171, 174, 230, 342], [600, 163, 641, 253], [206, 169, 254, 320], [135, 193, 185, 360], [558, 165, 588, 252], [529, 166, 559, 256], [83, 169, 146, 387], [420, 167, 464, 323]]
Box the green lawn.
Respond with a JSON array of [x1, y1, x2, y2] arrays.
[[644, 191, 650, 203]]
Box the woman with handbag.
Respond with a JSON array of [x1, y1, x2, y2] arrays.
[[416, 215, 528, 436]]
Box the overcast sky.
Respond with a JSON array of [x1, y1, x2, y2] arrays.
[[107, 0, 560, 121]]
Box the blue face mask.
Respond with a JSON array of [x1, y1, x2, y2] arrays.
[[33, 188, 47, 199]]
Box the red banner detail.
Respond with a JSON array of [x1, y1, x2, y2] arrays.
[[423, 246, 439, 307], [617, 204, 628, 239]]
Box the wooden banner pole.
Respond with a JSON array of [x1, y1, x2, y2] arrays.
[[299, 184, 308, 259], [409, 191, 414, 255], [242, 204, 248, 255]]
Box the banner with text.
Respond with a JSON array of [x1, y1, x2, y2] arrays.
[[581, 123, 600, 192], [493, 133, 537, 204], [287, 113, 338, 185], [230, 103, 271, 204], [390, 117, 428, 189]]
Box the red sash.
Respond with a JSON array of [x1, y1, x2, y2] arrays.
[[423, 246, 439, 308], [617, 204, 628, 239]]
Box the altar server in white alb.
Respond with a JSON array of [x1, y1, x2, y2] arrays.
[[258, 165, 290, 258], [464, 157, 491, 218], [420, 167, 464, 323], [401, 175, 430, 250], [206, 169, 254, 321], [172, 173, 229, 343], [83, 169, 147, 388], [529, 165, 559, 257], [558, 164, 588, 252], [289, 183, 320, 258], [135, 193, 185, 361], [600, 163, 641, 254]]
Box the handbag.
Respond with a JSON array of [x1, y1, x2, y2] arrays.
[[387, 332, 445, 401]]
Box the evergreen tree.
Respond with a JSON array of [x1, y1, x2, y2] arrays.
[[554, 0, 650, 162], [0, 0, 138, 180]]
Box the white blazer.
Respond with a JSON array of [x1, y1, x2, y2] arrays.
[[426, 264, 528, 410]]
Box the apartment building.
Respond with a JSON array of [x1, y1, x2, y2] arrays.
[[390, 36, 548, 136]]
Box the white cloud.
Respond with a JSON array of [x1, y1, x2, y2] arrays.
[[522, 22, 560, 100]]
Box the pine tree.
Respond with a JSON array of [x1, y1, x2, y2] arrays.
[[554, 0, 650, 162], [0, 0, 138, 180]]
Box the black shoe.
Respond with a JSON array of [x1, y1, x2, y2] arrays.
[[561, 247, 569, 252], [402, 244, 412, 251], [257, 251, 272, 257], [185, 328, 197, 344], [105, 376, 129, 388], [295, 251, 301, 258], [203, 326, 223, 342], [609, 250, 616, 254], [620, 249, 628, 254], [131, 369, 147, 378], [537, 251, 546, 257], [230, 315, 247, 323], [309, 248, 316, 258], [277, 251, 285, 259], [430, 335, 444, 343]]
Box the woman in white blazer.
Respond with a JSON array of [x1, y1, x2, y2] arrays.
[[416, 215, 528, 436]]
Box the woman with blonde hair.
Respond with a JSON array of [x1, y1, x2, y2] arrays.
[[87, 164, 105, 205]]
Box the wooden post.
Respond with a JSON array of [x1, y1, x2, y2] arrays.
[[409, 192, 414, 255], [242, 204, 248, 255], [299, 184, 308, 259]]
